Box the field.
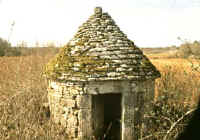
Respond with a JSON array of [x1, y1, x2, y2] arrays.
[[0, 51, 200, 139], [152, 58, 200, 104]]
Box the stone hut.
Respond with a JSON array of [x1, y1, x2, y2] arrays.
[[44, 7, 160, 140]]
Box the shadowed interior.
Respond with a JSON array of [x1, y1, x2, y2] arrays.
[[93, 94, 121, 140]]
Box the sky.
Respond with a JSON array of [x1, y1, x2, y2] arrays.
[[0, 0, 200, 47]]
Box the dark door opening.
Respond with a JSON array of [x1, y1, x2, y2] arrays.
[[93, 94, 121, 140]]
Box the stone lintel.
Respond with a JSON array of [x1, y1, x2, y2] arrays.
[[86, 81, 123, 94]]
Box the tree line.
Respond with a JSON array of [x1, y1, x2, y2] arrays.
[[0, 37, 59, 56]]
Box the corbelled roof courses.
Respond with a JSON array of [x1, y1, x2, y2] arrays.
[[44, 7, 160, 81]]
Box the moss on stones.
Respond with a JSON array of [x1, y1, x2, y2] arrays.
[[44, 7, 160, 81]]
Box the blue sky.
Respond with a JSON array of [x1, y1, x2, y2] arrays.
[[0, 0, 200, 47]]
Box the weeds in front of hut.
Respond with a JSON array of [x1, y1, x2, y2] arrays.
[[0, 55, 68, 140], [140, 59, 200, 140]]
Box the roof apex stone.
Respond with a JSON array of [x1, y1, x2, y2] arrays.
[[94, 7, 102, 15]]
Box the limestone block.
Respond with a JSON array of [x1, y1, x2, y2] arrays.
[[60, 115, 67, 127], [69, 86, 82, 95], [86, 81, 122, 95], [60, 98, 76, 108], [131, 81, 146, 93], [122, 93, 136, 140], [78, 109, 93, 139], [67, 115, 78, 128], [49, 81, 60, 91], [76, 95, 92, 109], [67, 127, 78, 138]]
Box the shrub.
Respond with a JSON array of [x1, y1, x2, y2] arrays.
[[142, 96, 193, 140], [177, 40, 200, 58], [0, 37, 11, 56], [190, 41, 200, 57], [0, 37, 21, 56], [178, 43, 192, 58]]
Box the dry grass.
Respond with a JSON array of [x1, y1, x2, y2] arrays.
[[0, 54, 200, 140], [146, 51, 177, 59], [151, 58, 200, 106], [0, 55, 68, 140]]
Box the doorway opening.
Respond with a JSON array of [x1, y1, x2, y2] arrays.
[[92, 94, 122, 140]]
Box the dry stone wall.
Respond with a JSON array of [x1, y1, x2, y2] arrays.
[[48, 81, 93, 139], [44, 7, 160, 82], [47, 80, 155, 139]]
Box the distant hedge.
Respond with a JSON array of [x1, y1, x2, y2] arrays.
[[177, 41, 200, 58], [0, 38, 21, 56], [0, 37, 59, 57]]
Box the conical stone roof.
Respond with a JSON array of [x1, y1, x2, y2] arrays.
[[44, 7, 160, 81]]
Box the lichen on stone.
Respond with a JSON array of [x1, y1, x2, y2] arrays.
[[44, 7, 160, 81]]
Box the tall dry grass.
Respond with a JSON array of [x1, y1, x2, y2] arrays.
[[143, 58, 200, 140], [0, 55, 68, 140], [0, 55, 199, 140], [152, 58, 200, 106]]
